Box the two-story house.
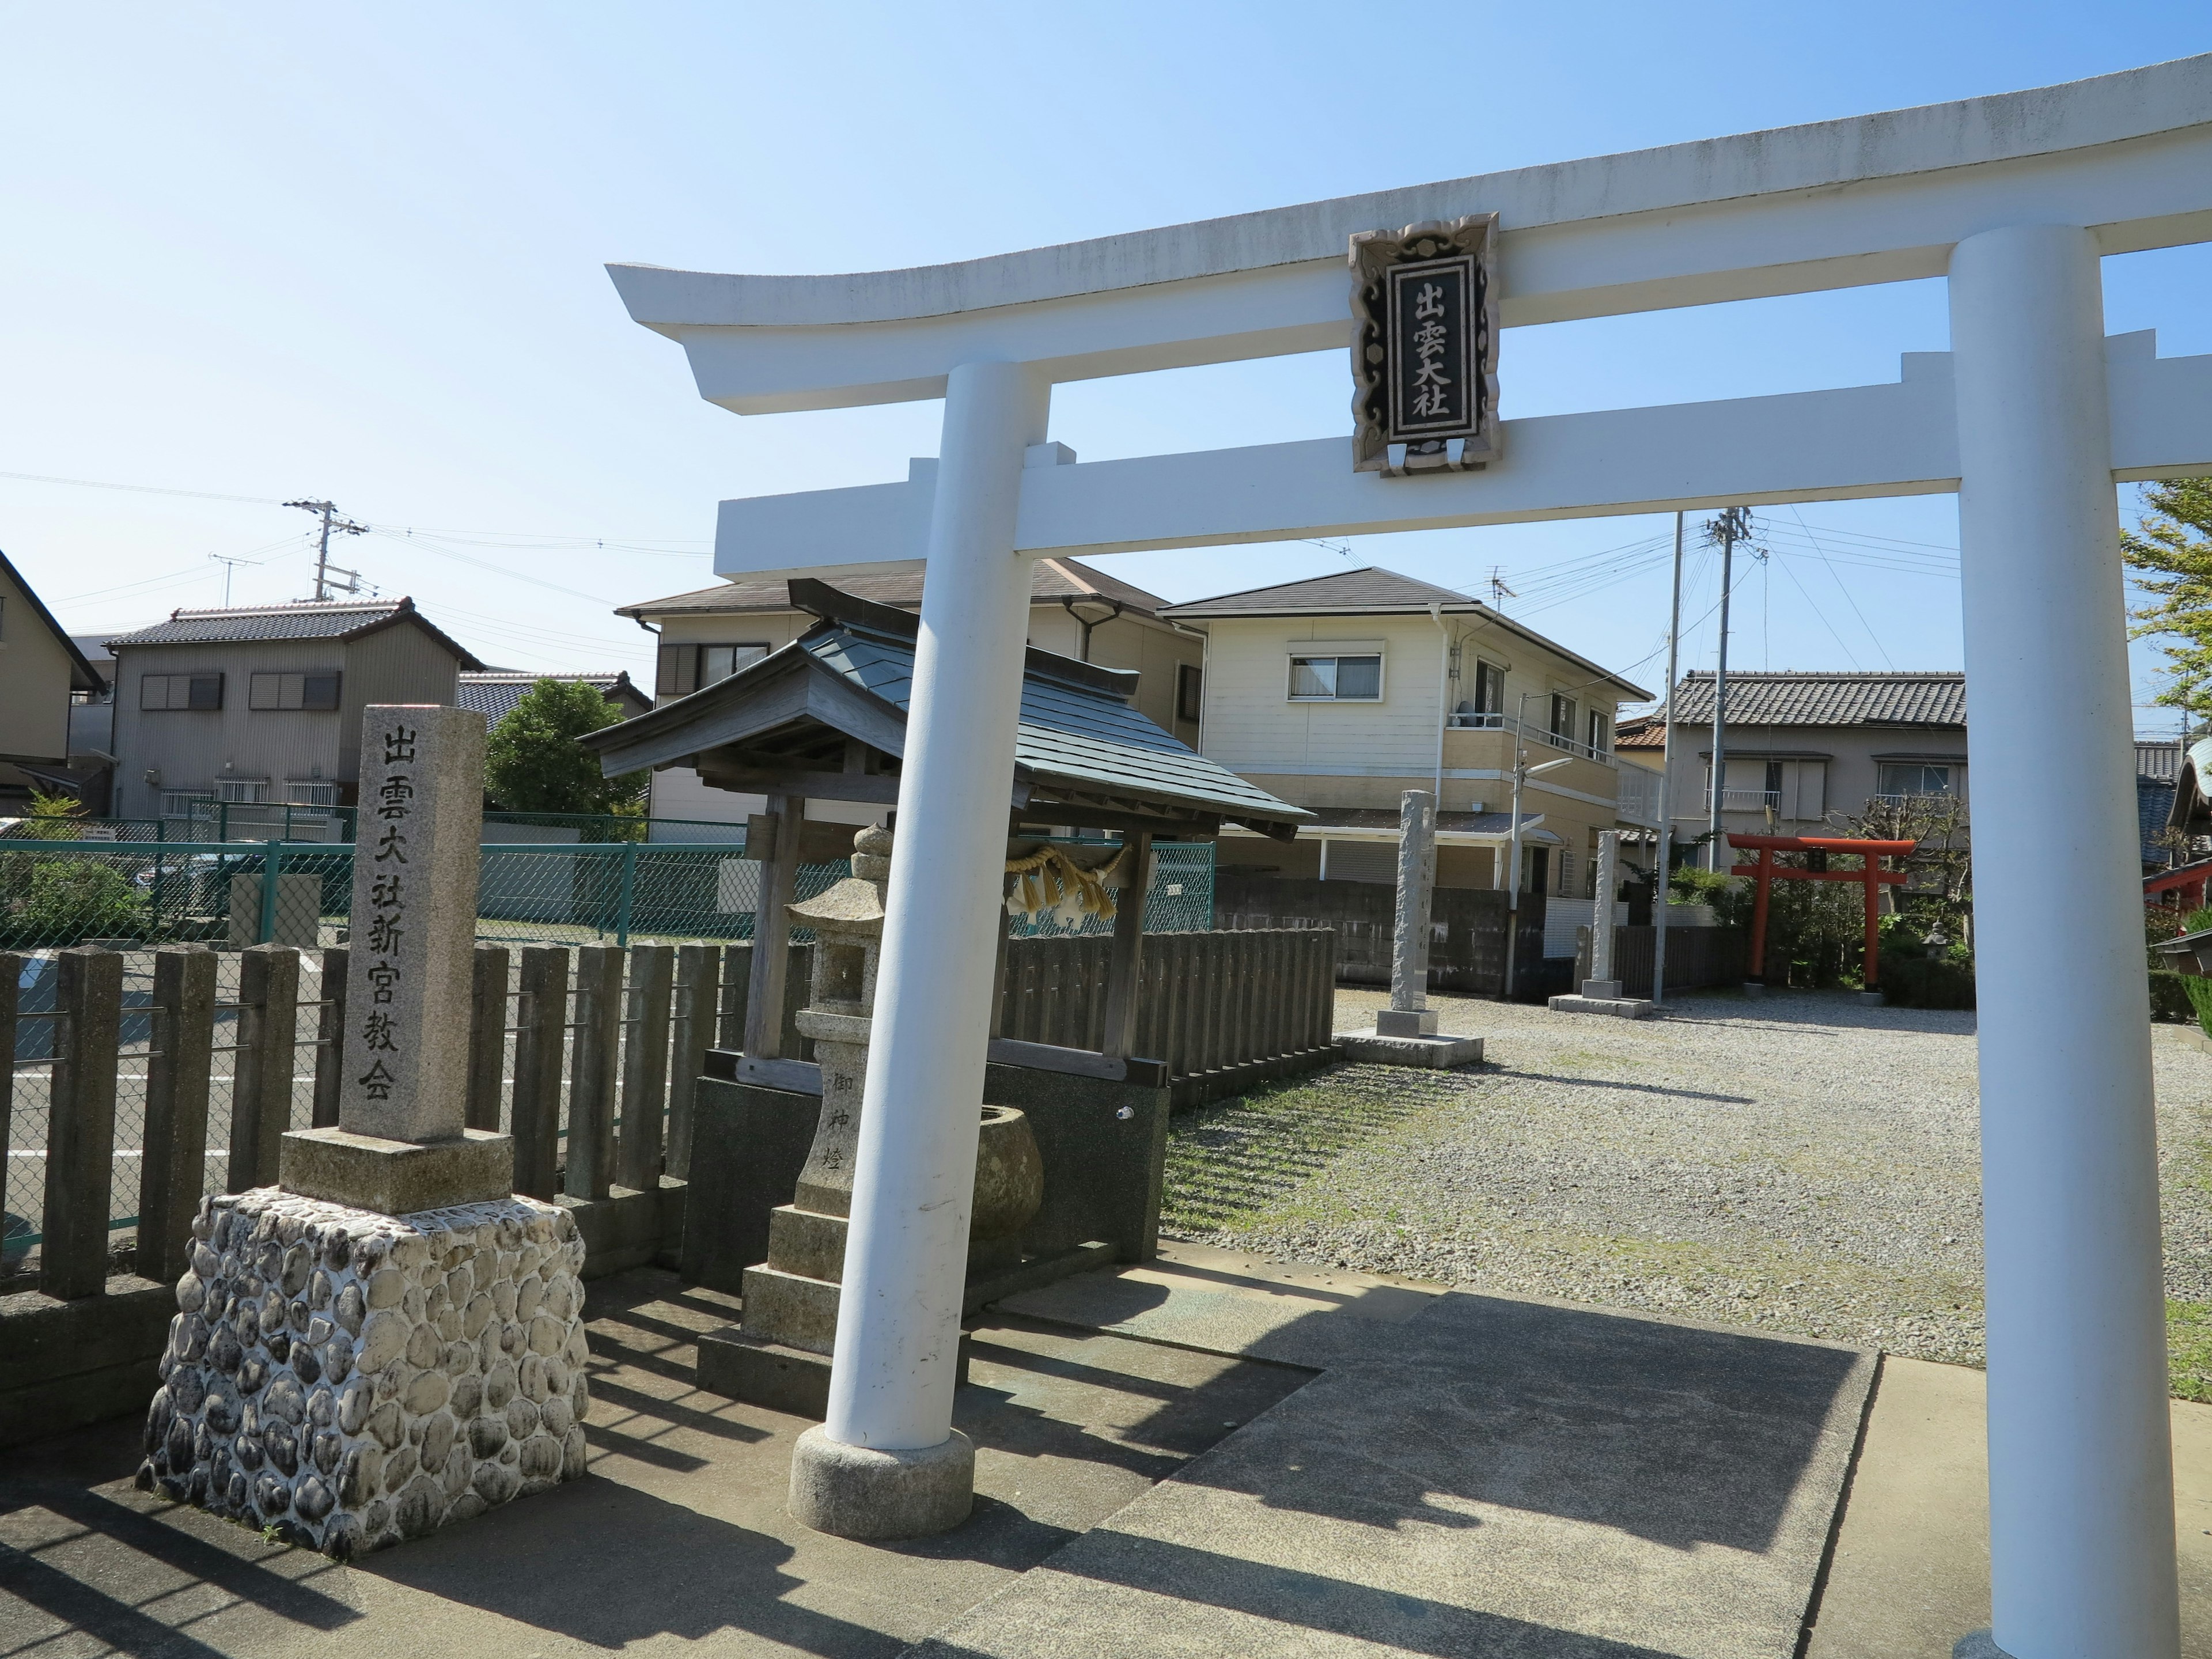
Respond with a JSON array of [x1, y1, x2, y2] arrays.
[[0, 550, 108, 808], [1616, 669, 1970, 854], [615, 559, 1200, 832], [105, 597, 484, 821], [1158, 567, 1656, 900]]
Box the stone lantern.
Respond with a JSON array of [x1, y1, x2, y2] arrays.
[[724, 823, 1041, 1414]]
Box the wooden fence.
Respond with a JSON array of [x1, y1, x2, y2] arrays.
[[997, 929, 1338, 1106], [1213, 870, 1549, 998], [1573, 925, 1748, 997]]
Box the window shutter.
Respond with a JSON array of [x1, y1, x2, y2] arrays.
[[655, 643, 684, 698]]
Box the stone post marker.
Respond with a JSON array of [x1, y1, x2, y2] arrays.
[[140, 705, 590, 1559], [1335, 790, 1483, 1067], [1377, 790, 1439, 1039], [1584, 832, 1623, 998], [1548, 827, 1653, 1018], [281, 706, 513, 1212]]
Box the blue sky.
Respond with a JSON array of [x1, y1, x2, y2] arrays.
[[3, 4, 2208, 726]]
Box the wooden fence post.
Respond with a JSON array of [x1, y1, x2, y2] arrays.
[[618, 942, 674, 1191], [228, 944, 300, 1193], [566, 945, 622, 1200], [511, 945, 569, 1200], [466, 944, 511, 1132], [138, 946, 217, 1285], [667, 942, 718, 1180], [310, 944, 347, 1128], [718, 942, 749, 1050], [43, 948, 122, 1299]]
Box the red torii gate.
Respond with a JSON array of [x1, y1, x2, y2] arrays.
[[1728, 832, 1916, 990]]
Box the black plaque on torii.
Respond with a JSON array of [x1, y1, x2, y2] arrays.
[[1350, 214, 1502, 475]]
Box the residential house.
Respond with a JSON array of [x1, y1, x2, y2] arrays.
[[615, 559, 1200, 833], [457, 670, 652, 733], [0, 551, 108, 808], [1157, 567, 1657, 901], [1616, 670, 1969, 854], [105, 597, 484, 821]]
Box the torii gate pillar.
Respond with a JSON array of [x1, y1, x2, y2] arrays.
[[787, 361, 1047, 1538], [1953, 223, 2179, 1658]]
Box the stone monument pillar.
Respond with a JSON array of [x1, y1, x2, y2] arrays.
[[702, 823, 1043, 1432], [1335, 791, 1483, 1068], [137, 706, 590, 1558], [1378, 790, 1438, 1038], [1548, 827, 1653, 1018], [1583, 831, 1623, 998]]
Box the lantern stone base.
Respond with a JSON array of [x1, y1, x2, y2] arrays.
[[1335, 1030, 1486, 1067], [278, 1127, 514, 1215], [137, 1186, 588, 1559], [788, 1423, 975, 1540], [1374, 1007, 1439, 1037], [1547, 993, 1654, 1020]]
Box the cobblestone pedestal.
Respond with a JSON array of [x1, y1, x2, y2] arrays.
[[138, 1185, 588, 1558]]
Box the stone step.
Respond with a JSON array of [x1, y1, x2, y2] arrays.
[[741, 1263, 839, 1353], [765, 1205, 847, 1283]]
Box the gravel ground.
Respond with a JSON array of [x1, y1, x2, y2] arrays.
[[1161, 986, 2212, 1391]]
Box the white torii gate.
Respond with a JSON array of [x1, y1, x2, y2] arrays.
[[611, 57, 2212, 1656]]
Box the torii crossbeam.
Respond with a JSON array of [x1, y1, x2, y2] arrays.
[[606, 56, 2212, 1656]]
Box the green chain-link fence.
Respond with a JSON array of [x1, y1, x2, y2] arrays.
[[0, 804, 750, 845]]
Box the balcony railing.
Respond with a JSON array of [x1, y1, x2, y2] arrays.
[[1446, 710, 1616, 766], [1714, 788, 1784, 813]]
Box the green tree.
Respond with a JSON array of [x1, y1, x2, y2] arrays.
[[483, 680, 646, 817], [2124, 478, 2212, 714], [15, 859, 145, 942]]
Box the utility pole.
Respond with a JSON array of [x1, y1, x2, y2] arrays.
[[1652, 511, 1685, 1005], [285, 499, 369, 602], [1705, 506, 1750, 871]]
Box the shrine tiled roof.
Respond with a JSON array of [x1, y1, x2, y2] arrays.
[[582, 580, 1308, 837], [797, 623, 1308, 833]]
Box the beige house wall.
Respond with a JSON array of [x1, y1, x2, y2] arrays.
[[1634, 721, 1972, 846], [0, 560, 77, 764]]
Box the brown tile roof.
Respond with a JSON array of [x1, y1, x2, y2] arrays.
[[1160, 566, 1474, 617], [616, 558, 1168, 619]]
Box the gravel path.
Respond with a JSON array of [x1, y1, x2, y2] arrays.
[[1161, 987, 2212, 1388]]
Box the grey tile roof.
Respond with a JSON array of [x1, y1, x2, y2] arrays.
[[107, 600, 406, 645], [797, 624, 1305, 830], [457, 672, 644, 730], [1161, 566, 1475, 616], [616, 558, 1169, 619], [1660, 671, 1967, 728], [104, 596, 486, 669], [2139, 739, 2184, 781]]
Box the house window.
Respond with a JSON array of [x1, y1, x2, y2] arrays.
[[1558, 849, 1575, 896], [1471, 661, 1505, 715], [283, 781, 339, 806], [1548, 694, 1577, 746], [249, 671, 340, 711], [1287, 654, 1382, 701], [216, 779, 269, 804], [1586, 709, 1610, 754], [655, 642, 770, 697], [1176, 662, 1203, 724], [160, 791, 207, 817], [1877, 762, 1956, 798], [140, 672, 223, 711]]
